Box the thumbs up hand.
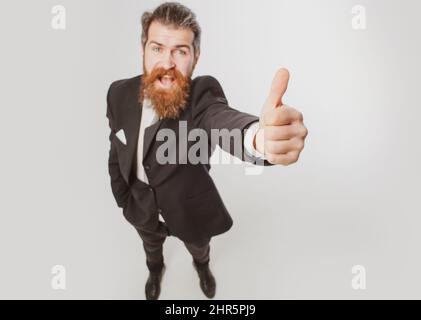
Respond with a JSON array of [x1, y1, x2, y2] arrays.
[[255, 68, 308, 165]]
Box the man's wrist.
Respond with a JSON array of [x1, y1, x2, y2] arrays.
[[244, 122, 266, 159]]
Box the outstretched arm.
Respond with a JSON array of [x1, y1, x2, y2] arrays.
[[190, 75, 274, 166]]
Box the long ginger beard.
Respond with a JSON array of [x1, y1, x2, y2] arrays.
[[139, 63, 192, 120]]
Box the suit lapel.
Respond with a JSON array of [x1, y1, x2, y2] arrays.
[[143, 117, 165, 162], [120, 77, 142, 183], [122, 75, 165, 183]]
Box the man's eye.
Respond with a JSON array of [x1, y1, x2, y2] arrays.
[[177, 50, 187, 56], [152, 47, 161, 53]]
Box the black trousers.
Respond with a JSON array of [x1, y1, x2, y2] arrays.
[[135, 221, 211, 272]]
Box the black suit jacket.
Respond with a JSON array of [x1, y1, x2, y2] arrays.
[[106, 74, 273, 242]]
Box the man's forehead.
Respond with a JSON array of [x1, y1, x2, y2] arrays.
[[148, 21, 194, 48]]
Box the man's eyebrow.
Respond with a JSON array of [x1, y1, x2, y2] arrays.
[[149, 41, 191, 50], [174, 45, 191, 50]]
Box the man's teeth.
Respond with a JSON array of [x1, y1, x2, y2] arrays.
[[159, 76, 174, 86]]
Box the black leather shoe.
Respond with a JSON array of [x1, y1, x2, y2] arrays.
[[145, 265, 165, 300], [193, 261, 216, 298]]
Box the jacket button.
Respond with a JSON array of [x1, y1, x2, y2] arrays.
[[144, 164, 151, 171], [148, 187, 153, 192], [157, 208, 163, 214]]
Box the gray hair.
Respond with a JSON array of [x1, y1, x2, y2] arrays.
[[141, 2, 201, 55]]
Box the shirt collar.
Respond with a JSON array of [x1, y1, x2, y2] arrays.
[[142, 98, 162, 120], [143, 98, 153, 109]]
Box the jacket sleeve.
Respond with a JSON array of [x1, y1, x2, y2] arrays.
[[191, 76, 274, 166], [106, 83, 131, 208]]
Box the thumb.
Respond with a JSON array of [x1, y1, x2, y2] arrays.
[[266, 68, 290, 107]]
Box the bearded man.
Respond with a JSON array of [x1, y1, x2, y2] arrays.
[[106, 2, 308, 300]]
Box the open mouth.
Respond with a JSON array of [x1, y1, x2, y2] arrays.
[[156, 75, 175, 88]]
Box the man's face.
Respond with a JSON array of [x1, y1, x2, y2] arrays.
[[144, 21, 198, 85], [140, 21, 199, 119]]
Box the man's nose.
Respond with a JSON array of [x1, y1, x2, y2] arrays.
[[161, 51, 175, 70]]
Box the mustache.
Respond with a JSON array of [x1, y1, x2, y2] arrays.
[[139, 65, 192, 119], [146, 67, 187, 84]]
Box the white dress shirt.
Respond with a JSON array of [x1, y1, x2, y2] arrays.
[[136, 99, 160, 184], [243, 122, 266, 159], [136, 99, 164, 222]]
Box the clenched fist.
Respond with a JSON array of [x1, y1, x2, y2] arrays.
[[254, 68, 308, 165]]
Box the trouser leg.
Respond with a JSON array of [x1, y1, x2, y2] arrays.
[[184, 237, 211, 266], [135, 221, 168, 272]]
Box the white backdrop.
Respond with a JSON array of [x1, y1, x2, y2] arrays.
[[0, 0, 420, 299]]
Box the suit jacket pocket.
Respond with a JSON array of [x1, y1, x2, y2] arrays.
[[185, 185, 213, 200], [183, 188, 225, 231], [184, 188, 219, 210], [113, 134, 127, 149]]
